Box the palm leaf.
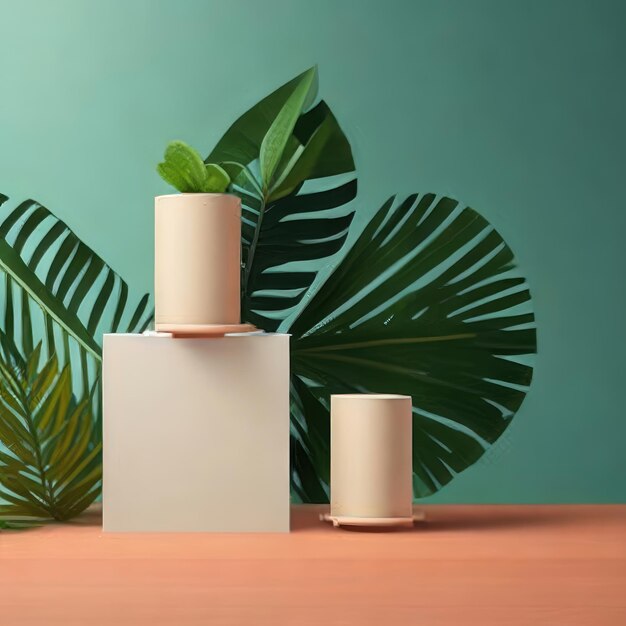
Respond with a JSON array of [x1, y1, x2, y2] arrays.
[[241, 178, 357, 331], [0, 194, 152, 364], [0, 336, 101, 523], [288, 193, 537, 501], [208, 68, 357, 331]]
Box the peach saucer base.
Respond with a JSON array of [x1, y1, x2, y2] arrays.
[[320, 511, 426, 528], [155, 323, 258, 338]]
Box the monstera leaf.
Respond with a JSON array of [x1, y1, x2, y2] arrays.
[[208, 67, 357, 331], [288, 193, 536, 501], [0, 337, 101, 523]]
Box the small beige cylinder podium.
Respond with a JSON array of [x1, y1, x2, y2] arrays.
[[323, 394, 416, 528], [155, 193, 255, 336]]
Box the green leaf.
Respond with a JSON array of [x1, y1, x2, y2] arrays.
[[287, 193, 536, 501], [156, 162, 191, 193], [0, 237, 101, 359], [207, 67, 319, 166], [0, 185, 150, 529], [0, 193, 152, 366], [242, 181, 356, 331], [269, 102, 355, 201], [203, 163, 230, 193], [207, 69, 356, 331], [157, 141, 232, 193], [157, 140, 210, 193], [220, 161, 263, 197], [0, 337, 101, 524], [259, 67, 317, 190]]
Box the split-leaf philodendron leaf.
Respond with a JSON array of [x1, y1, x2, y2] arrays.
[[0, 66, 536, 524]]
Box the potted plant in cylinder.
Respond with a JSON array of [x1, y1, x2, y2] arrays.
[[154, 140, 256, 336]]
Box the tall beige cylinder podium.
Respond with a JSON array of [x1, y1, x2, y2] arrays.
[[154, 193, 255, 336], [324, 394, 416, 528]]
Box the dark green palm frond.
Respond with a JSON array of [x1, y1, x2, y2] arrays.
[[0, 337, 101, 524], [0, 193, 153, 413], [0, 193, 152, 364], [207, 68, 357, 331], [241, 177, 356, 331], [288, 193, 537, 501]]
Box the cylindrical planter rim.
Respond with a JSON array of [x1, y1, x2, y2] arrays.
[[331, 393, 410, 400], [155, 192, 237, 200]]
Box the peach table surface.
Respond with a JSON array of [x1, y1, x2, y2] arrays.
[[1, 504, 625, 626]]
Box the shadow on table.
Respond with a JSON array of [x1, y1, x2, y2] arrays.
[[5, 504, 609, 535], [417, 506, 591, 533], [291, 504, 606, 533]]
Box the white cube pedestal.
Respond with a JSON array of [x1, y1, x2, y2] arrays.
[[102, 333, 290, 532]]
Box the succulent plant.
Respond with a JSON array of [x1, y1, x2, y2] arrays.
[[157, 140, 231, 193]]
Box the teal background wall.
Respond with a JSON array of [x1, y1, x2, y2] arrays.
[[1, 0, 624, 503]]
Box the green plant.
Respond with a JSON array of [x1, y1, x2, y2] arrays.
[[288, 195, 534, 499], [0, 194, 151, 384], [201, 68, 535, 501], [0, 193, 151, 525], [0, 66, 536, 523], [0, 337, 101, 522], [208, 66, 356, 330], [157, 140, 231, 194]]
